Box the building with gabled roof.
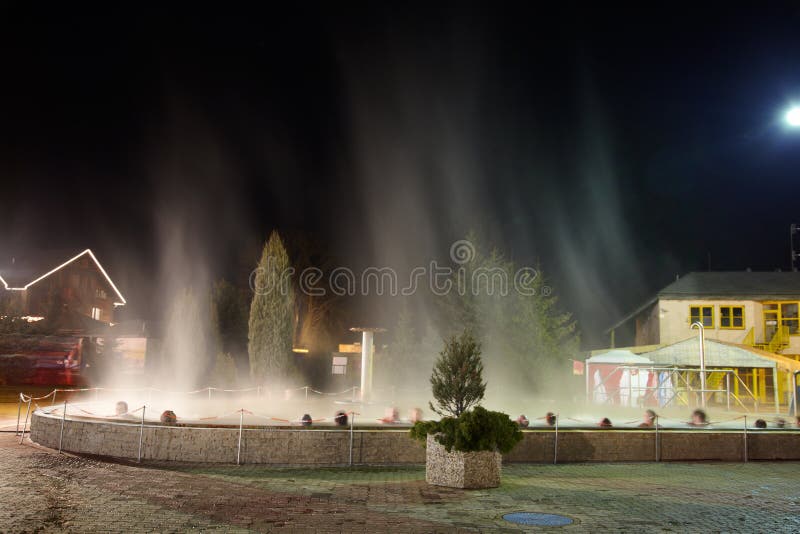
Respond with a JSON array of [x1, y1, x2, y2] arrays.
[[607, 271, 800, 356], [0, 249, 126, 325], [595, 271, 800, 411]]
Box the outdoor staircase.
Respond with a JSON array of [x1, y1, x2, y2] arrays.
[[744, 326, 790, 353]]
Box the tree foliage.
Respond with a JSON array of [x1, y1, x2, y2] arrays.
[[248, 231, 296, 383], [429, 330, 486, 417], [410, 406, 522, 454], [212, 279, 249, 359], [0, 291, 60, 336], [437, 232, 580, 391], [284, 230, 348, 353]]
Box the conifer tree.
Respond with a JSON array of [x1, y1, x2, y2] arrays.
[[248, 231, 295, 383], [429, 330, 486, 417]]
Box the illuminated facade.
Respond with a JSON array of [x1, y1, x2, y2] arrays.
[[599, 272, 800, 408], [609, 272, 800, 357], [0, 249, 126, 324]]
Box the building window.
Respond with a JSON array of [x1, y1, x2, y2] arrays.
[[781, 303, 799, 334], [332, 356, 347, 375], [91, 307, 102, 321], [689, 305, 714, 328], [95, 288, 107, 299], [720, 306, 745, 329]]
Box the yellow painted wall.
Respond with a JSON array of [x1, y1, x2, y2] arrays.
[[656, 298, 800, 355], [658, 299, 758, 345]]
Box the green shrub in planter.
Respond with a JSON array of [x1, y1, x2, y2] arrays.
[[410, 406, 523, 454]]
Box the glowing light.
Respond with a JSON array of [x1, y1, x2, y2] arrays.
[[0, 249, 126, 306], [292, 348, 309, 354], [786, 106, 800, 127]]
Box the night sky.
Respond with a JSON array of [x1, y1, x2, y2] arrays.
[[2, 5, 800, 348]]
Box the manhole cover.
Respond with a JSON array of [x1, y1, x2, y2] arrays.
[[503, 512, 573, 526]]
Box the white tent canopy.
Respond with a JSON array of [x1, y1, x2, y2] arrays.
[[586, 350, 653, 365]]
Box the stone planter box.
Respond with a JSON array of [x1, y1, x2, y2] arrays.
[[425, 434, 502, 489]]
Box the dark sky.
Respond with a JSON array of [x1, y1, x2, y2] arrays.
[[2, 5, 800, 348]]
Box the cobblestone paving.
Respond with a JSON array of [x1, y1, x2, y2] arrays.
[[2, 433, 800, 532]]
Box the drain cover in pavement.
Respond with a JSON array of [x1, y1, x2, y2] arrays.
[[503, 512, 573, 526]]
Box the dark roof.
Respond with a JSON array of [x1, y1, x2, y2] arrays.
[[0, 248, 126, 305], [605, 271, 800, 333], [659, 271, 800, 300], [604, 296, 658, 333], [0, 248, 86, 287]]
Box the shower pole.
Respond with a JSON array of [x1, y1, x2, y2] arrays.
[[690, 322, 706, 408]]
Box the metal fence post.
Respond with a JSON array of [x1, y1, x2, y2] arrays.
[[237, 410, 244, 465], [725, 373, 731, 412], [655, 416, 660, 462], [15, 397, 22, 436], [349, 412, 355, 466], [51, 390, 57, 406], [742, 416, 748, 463], [137, 406, 146, 463], [58, 400, 67, 453], [553, 413, 559, 464], [19, 399, 32, 444], [208, 388, 212, 401]]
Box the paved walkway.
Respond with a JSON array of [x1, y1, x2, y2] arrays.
[[2, 433, 800, 532]]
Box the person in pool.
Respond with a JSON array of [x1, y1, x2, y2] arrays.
[[545, 412, 557, 426], [598, 417, 613, 428], [380, 407, 399, 424], [334, 410, 348, 426], [516, 415, 529, 428], [689, 409, 708, 426], [115, 401, 129, 416], [638, 409, 657, 428]]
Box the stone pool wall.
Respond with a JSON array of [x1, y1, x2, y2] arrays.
[[30, 411, 800, 465]]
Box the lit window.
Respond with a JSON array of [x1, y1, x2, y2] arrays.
[[332, 356, 347, 375], [91, 307, 102, 321], [689, 305, 714, 328], [720, 306, 744, 329], [781, 303, 799, 334], [95, 288, 107, 299]]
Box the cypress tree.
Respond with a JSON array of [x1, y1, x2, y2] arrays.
[[248, 231, 295, 383]]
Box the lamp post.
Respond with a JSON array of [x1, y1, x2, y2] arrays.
[[691, 321, 707, 408], [784, 106, 800, 270], [349, 327, 386, 402]]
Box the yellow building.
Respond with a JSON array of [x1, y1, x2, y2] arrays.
[[603, 271, 800, 411]]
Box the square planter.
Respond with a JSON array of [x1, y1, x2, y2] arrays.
[[425, 434, 502, 489]]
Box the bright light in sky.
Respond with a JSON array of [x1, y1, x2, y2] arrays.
[[786, 106, 800, 127]]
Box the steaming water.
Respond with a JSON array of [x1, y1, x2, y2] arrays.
[[52, 390, 793, 430]]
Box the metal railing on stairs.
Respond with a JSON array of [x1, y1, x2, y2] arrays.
[[745, 326, 790, 353]]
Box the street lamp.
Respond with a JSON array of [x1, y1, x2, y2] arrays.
[[690, 321, 707, 409], [785, 106, 800, 128]]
